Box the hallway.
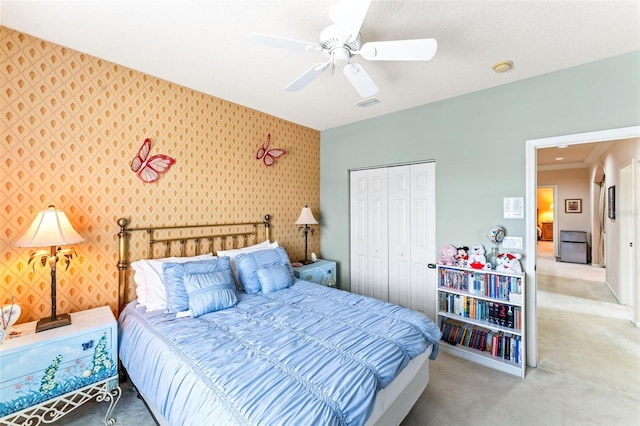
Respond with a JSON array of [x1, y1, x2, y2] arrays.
[[536, 240, 639, 398], [536, 241, 625, 313]]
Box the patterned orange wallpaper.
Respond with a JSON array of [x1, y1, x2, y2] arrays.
[[1, 27, 320, 323]]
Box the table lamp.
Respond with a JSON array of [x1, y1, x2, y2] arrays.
[[295, 205, 318, 265], [15, 205, 85, 332]]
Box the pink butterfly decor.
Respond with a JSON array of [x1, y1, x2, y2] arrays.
[[256, 133, 286, 166], [131, 138, 176, 183]]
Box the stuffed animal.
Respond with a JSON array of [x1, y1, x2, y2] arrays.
[[455, 246, 469, 268], [437, 244, 457, 266], [468, 244, 489, 269], [495, 252, 523, 273]]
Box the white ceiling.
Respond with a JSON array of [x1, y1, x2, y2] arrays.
[[537, 141, 609, 169], [1, 1, 639, 131]]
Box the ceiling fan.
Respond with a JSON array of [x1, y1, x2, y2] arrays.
[[248, 0, 437, 98]]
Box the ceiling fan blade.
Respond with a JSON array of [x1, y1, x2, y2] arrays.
[[285, 61, 331, 92], [343, 63, 379, 98], [248, 33, 321, 52], [331, 0, 371, 43], [359, 39, 438, 61]]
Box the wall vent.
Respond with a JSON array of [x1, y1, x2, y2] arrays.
[[356, 98, 380, 108]]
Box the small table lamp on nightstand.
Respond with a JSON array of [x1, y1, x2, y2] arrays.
[[14, 205, 84, 332], [295, 205, 318, 265]]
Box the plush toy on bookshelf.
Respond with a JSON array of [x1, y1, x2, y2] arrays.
[[437, 244, 457, 266], [455, 246, 469, 268], [468, 244, 491, 270], [495, 252, 523, 273]]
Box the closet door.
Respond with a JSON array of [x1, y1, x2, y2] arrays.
[[409, 162, 436, 318], [350, 162, 435, 318], [367, 168, 389, 300], [350, 170, 369, 296], [350, 168, 388, 299], [388, 163, 436, 316], [388, 165, 411, 307]]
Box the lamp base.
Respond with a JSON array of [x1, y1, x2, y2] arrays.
[[36, 313, 71, 333], [299, 259, 314, 265]]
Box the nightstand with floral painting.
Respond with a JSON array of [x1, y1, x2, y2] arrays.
[[292, 259, 337, 288], [0, 306, 120, 425]]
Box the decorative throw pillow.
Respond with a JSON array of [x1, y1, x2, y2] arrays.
[[235, 247, 294, 294], [163, 257, 235, 314], [131, 253, 215, 310], [217, 240, 279, 287], [257, 264, 292, 294], [182, 258, 237, 317]]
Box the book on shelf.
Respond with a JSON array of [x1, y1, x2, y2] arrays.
[[440, 319, 522, 365], [439, 266, 523, 303], [438, 293, 522, 331]]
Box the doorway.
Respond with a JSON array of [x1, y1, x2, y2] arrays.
[[525, 125, 640, 367], [536, 186, 556, 246]]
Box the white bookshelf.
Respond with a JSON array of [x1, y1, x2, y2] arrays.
[[436, 264, 526, 377]]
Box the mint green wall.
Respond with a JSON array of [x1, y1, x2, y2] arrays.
[[320, 51, 640, 291]]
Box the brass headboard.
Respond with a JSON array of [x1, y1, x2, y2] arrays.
[[116, 215, 271, 313]]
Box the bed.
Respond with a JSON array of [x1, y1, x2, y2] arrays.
[[116, 215, 440, 426]]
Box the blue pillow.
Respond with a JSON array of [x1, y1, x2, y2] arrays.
[[162, 262, 190, 313], [163, 257, 236, 315], [257, 264, 292, 294], [235, 247, 295, 294]]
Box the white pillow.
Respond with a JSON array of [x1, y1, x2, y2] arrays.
[[217, 240, 278, 284], [130, 253, 215, 311]]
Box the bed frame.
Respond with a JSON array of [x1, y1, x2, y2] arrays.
[[115, 214, 429, 426], [116, 215, 271, 313]]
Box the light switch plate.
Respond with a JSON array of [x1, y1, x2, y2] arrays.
[[502, 236, 523, 250]]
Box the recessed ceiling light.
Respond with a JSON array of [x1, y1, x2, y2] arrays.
[[492, 60, 513, 73], [555, 157, 564, 161], [557, 145, 568, 149]]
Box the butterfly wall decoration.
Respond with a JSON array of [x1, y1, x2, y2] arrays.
[[131, 138, 175, 183], [256, 133, 286, 166]]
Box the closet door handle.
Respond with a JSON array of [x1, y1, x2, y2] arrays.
[[427, 263, 437, 269]]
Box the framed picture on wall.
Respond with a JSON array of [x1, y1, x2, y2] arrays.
[[565, 198, 582, 213], [608, 186, 615, 219]]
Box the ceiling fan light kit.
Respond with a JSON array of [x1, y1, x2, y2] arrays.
[[248, 0, 437, 98], [331, 46, 351, 66]]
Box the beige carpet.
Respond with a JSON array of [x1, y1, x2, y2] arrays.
[[55, 242, 640, 425]]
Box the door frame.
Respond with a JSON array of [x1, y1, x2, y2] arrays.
[[525, 125, 640, 367], [619, 160, 635, 307]]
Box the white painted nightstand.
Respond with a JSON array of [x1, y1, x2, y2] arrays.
[[0, 306, 121, 425]]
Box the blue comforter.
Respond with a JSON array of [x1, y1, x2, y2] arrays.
[[118, 280, 440, 426]]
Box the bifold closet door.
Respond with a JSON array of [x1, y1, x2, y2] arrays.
[[350, 168, 388, 300], [388, 163, 435, 316], [350, 162, 435, 317], [388, 165, 411, 306], [409, 162, 435, 317]]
